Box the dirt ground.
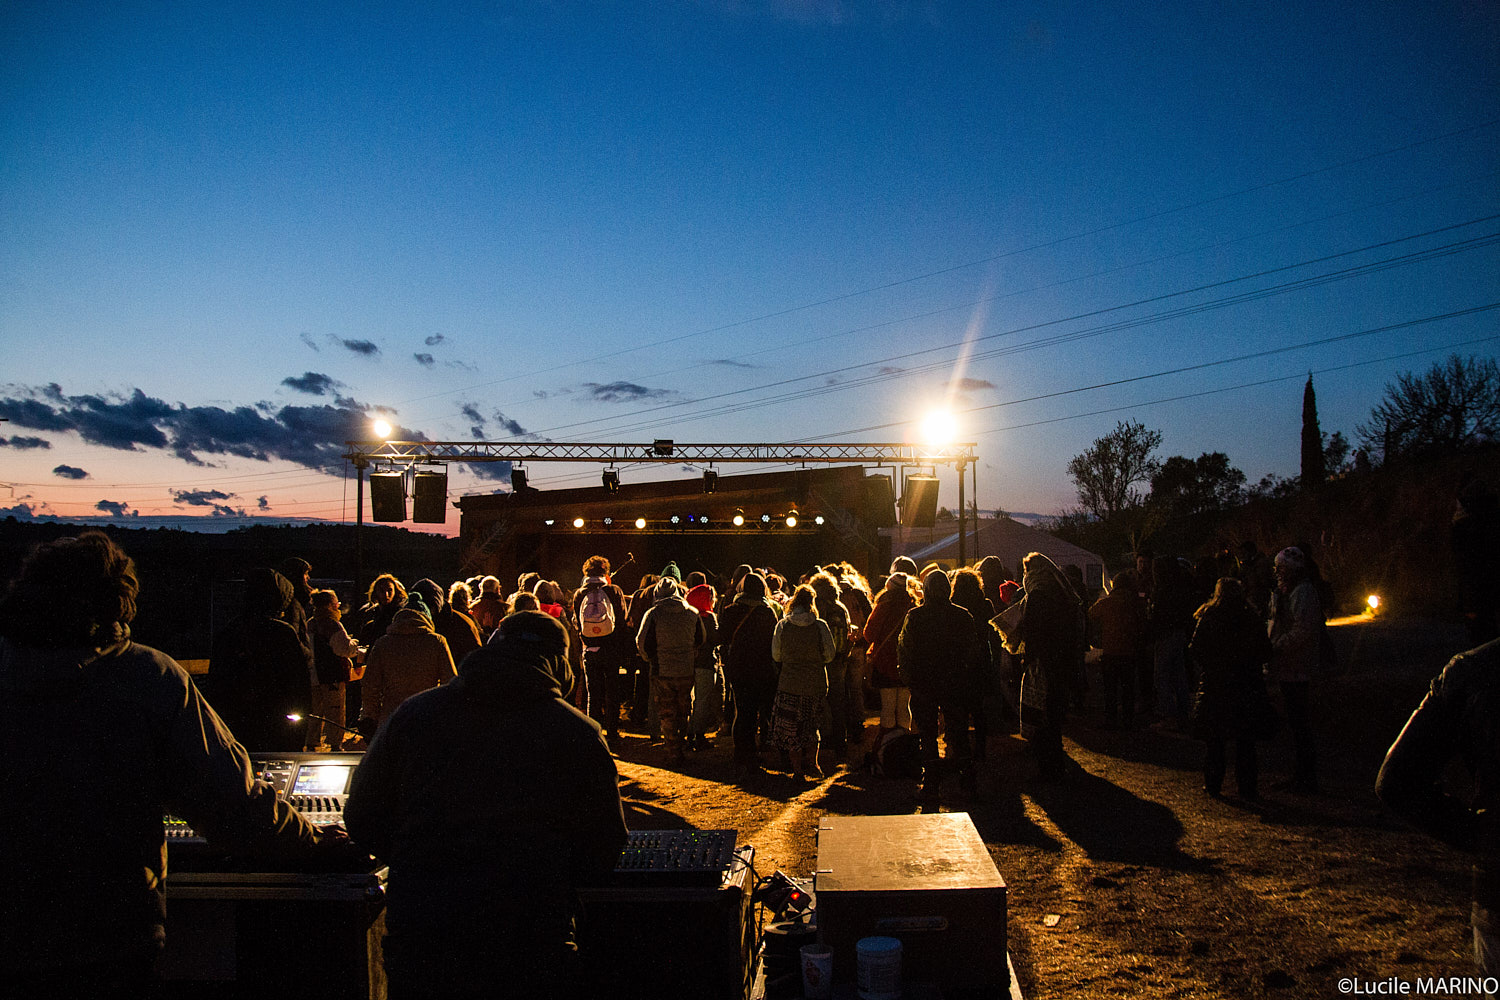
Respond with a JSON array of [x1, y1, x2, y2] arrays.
[[609, 615, 1485, 999]]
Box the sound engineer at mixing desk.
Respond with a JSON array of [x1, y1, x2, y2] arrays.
[[0, 531, 340, 999], [344, 610, 628, 1000]]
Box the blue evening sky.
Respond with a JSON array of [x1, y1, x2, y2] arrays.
[[2, 1, 1496, 531]]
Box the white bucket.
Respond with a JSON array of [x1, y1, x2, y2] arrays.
[[855, 935, 902, 1000]]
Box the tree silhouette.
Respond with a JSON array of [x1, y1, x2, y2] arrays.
[[1357, 354, 1500, 461], [1067, 420, 1162, 520], [1301, 375, 1326, 489]]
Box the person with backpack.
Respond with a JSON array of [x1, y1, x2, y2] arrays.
[[572, 556, 630, 741]]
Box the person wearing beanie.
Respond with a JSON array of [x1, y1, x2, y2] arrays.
[[890, 556, 919, 578], [345, 611, 627, 998], [684, 583, 721, 752], [659, 561, 683, 584], [410, 578, 482, 671], [636, 576, 706, 762]]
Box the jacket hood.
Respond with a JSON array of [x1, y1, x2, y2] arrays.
[[785, 608, 820, 626], [686, 584, 715, 616], [245, 567, 293, 619], [388, 608, 437, 635]]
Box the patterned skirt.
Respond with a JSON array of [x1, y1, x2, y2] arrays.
[[770, 691, 822, 751]]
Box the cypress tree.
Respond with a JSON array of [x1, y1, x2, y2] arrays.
[[1301, 374, 1326, 489]]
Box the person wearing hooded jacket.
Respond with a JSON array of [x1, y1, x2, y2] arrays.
[[0, 532, 322, 996], [1267, 545, 1327, 793], [864, 572, 916, 734], [344, 611, 628, 1000], [206, 566, 312, 752], [361, 608, 456, 729], [897, 571, 983, 802], [409, 578, 482, 670], [771, 585, 836, 779], [636, 577, 706, 761], [685, 582, 721, 751]]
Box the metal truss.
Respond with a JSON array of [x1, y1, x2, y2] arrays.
[[345, 440, 977, 467]]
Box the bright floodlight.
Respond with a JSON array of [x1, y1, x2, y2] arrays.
[[372, 418, 393, 439], [920, 409, 957, 446], [1367, 594, 1381, 612], [635, 517, 647, 529], [572, 517, 585, 529]]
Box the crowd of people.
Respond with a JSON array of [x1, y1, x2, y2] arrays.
[[194, 539, 1339, 811], [3, 529, 1493, 993]]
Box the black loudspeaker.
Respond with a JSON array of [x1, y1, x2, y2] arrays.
[[864, 474, 897, 528], [412, 471, 448, 523], [900, 475, 940, 528], [369, 472, 407, 522]]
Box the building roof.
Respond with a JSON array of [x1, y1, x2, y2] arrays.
[[884, 515, 1108, 587]]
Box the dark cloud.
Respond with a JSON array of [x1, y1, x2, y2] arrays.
[[338, 338, 380, 356], [425, 334, 446, 347], [0, 435, 50, 449], [210, 504, 245, 517], [533, 390, 550, 401], [95, 500, 137, 517], [584, 382, 679, 403], [0, 384, 428, 475], [461, 403, 486, 440], [0, 502, 38, 519], [955, 378, 996, 392], [465, 460, 513, 482], [711, 358, 757, 369], [824, 377, 840, 386], [172, 488, 236, 507], [414, 353, 435, 367], [52, 465, 89, 480], [300, 332, 319, 351], [877, 366, 904, 375], [446, 360, 479, 373], [257, 496, 271, 510], [493, 411, 527, 437], [282, 372, 340, 396]]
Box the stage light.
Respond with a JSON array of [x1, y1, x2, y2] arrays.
[[760, 513, 771, 524], [919, 408, 957, 446], [653, 439, 674, 456], [635, 517, 647, 529], [814, 515, 825, 525], [511, 468, 528, 492], [702, 469, 718, 493], [572, 517, 585, 529], [544, 519, 555, 526], [603, 517, 613, 526], [670, 514, 681, 525], [785, 510, 799, 528], [699, 514, 710, 526], [732, 508, 745, 527], [1367, 594, 1382, 614], [602, 469, 621, 493]]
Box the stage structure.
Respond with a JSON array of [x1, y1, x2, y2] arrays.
[[342, 441, 979, 590]]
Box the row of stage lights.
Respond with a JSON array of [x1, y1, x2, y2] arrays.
[[542, 508, 826, 530]]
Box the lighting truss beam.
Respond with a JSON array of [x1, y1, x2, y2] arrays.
[[345, 441, 977, 466]]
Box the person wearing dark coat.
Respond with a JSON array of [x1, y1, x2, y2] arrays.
[[719, 573, 781, 780], [344, 611, 627, 1000], [897, 571, 983, 803], [207, 567, 312, 752], [1377, 638, 1500, 984], [996, 552, 1084, 780], [1188, 577, 1275, 800], [949, 568, 997, 761], [410, 578, 482, 670], [0, 532, 321, 996]]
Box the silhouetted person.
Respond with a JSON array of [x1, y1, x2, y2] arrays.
[[1452, 474, 1500, 646], [997, 552, 1084, 780], [1267, 546, 1326, 793], [720, 572, 781, 781], [344, 612, 627, 1000], [573, 556, 631, 740], [1189, 578, 1275, 800], [1377, 638, 1499, 983], [361, 608, 455, 730], [207, 567, 311, 752], [1089, 569, 1148, 730], [636, 577, 705, 762], [0, 532, 321, 997], [410, 578, 481, 669], [898, 571, 983, 804], [772, 584, 835, 779]]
